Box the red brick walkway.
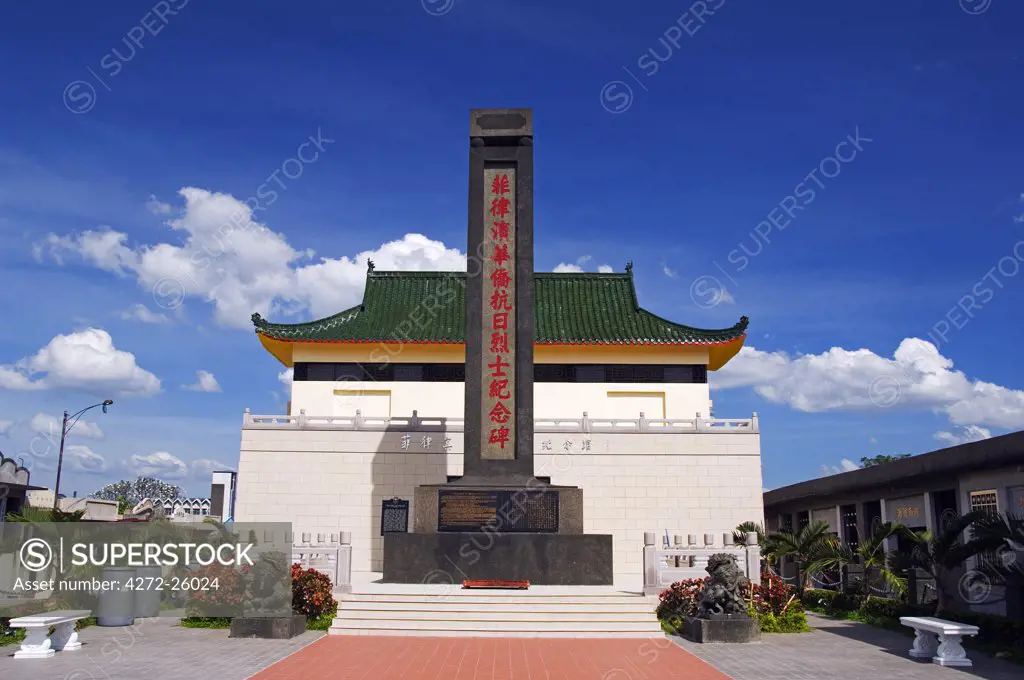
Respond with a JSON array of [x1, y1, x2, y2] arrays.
[[252, 636, 730, 679]]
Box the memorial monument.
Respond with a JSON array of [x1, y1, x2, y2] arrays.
[[382, 109, 614, 585]]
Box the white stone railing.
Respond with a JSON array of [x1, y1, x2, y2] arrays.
[[292, 531, 352, 594], [643, 531, 761, 596], [243, 410, 758, 434]]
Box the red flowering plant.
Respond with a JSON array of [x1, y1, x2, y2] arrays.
[[656, 578, 705, 633], [291, 563, 338, 621], [745, 570, 800, 617], [184, 563, 250, 617]]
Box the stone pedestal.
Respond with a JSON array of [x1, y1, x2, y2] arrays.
[[229, 615, 306, 639], [383, 532, 613, 585], [412, 484, 583, 534], [687, 614, 761, 643]]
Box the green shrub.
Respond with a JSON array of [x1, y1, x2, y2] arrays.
[[180, 616, 233, 628], [758, 607, 811, 633], [803, 588, 862, 615], [858, 595, 905, 620], [0, 618, 25, 647], [306, 613, 335, 631]]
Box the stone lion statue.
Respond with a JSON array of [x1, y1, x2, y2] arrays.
[[697, 553, 749, 617]]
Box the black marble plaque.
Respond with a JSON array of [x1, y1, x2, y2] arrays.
[[437, 489, 558, 533], [380, 498, 409, 535]]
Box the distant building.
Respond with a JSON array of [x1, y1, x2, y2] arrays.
[[0, 453, 44, 521], [763, 431, 1024, 618], [210, 470, 237, 521], [26, 490, 119, 521], [138, 497, 212, 522]]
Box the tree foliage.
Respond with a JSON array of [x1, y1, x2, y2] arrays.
[[859, 454, 911, 467], [92, 477, 184, 506]]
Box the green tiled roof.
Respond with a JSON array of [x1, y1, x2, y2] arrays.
[[252, 271, 748, 345]]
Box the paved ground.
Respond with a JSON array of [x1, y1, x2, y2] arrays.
[[3, 614, 1021, 679], [673, 614, 1022, 680], [0, 618, 322, 680], [250, 636, 728, 679]]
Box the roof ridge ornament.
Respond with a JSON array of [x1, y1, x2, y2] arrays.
[[625, 261, 633, 274], [251, 312, 267, 328], [367, 259, 375, 273]]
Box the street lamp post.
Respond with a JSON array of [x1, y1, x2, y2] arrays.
[[53, 400, 113, 510]]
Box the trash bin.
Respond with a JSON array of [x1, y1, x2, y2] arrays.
[[97, 566, 135, 626], [133, 565, 162, 618]]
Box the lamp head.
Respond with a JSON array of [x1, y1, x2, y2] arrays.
[[102, 399, 113, 413]]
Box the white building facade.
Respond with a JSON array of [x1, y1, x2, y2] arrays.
[[235, 269, 763, 588]]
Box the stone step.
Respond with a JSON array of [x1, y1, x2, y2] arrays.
[[329, 618, 663, 633], [333, 609, 656, 622], [327, 627, 663, 638], [337, 601, 655, 614], [339, 593, 652, 605]]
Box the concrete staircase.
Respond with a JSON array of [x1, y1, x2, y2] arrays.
[[329, 590, 663, 638]]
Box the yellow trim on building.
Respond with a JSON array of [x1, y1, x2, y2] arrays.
[[260, 334, 745, 370]]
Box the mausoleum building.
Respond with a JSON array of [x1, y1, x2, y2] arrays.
[[236, 268, 763, 587]]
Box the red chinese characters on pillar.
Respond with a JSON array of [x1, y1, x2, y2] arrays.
[[482, 168, 516, 459]]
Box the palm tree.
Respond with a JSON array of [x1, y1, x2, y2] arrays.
[[768, 520, 846, 596], [811, 521, 907, 599], [894, 510, 1003, 615], [734, 521, 781, 569], [970, 512, 1024, 585]]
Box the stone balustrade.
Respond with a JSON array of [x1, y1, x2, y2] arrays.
[[643, 531, 761, 595], [243, 409, 758, 434], [292, 531, 353, 594]]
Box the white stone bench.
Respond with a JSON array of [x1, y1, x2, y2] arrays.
[[8, 610, 91, 659], [899, 616, 980, 667]]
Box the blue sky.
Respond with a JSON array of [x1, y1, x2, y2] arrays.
[[0, 0, 1022, 497]]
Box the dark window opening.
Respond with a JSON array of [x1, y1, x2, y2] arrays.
[[292, 362, 710, 383], [841, 504, 859, 550]]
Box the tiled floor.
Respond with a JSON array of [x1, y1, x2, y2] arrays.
[[250, 636, 729, 679], [5, 614, 1021, 679], [0, 619, 322, 680], [673, 614, 1022, 680]]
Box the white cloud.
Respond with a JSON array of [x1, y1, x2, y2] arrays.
[[552, 262, 584, 273], [278, 368, 293, 386], [183, 370, 221, 393], [30, 412, 105, 440], [127, 451, 188, 479], [933, 425, 992, 446], [868, 436, 878, 445], [120, 304, 171, 324], [820, 458, 861, 476], [146, 195, 172, 215], [553, 255, 614, 274], [0, 420, 13, 436], [40, 188, 467, 328], [662, 265, 677, 278], [63, 445, 108, 474], [191, 459, 235, 478], [34, 444, 108, 474], [0, 328, 160, 397], [715, 338, 1024, 429]]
